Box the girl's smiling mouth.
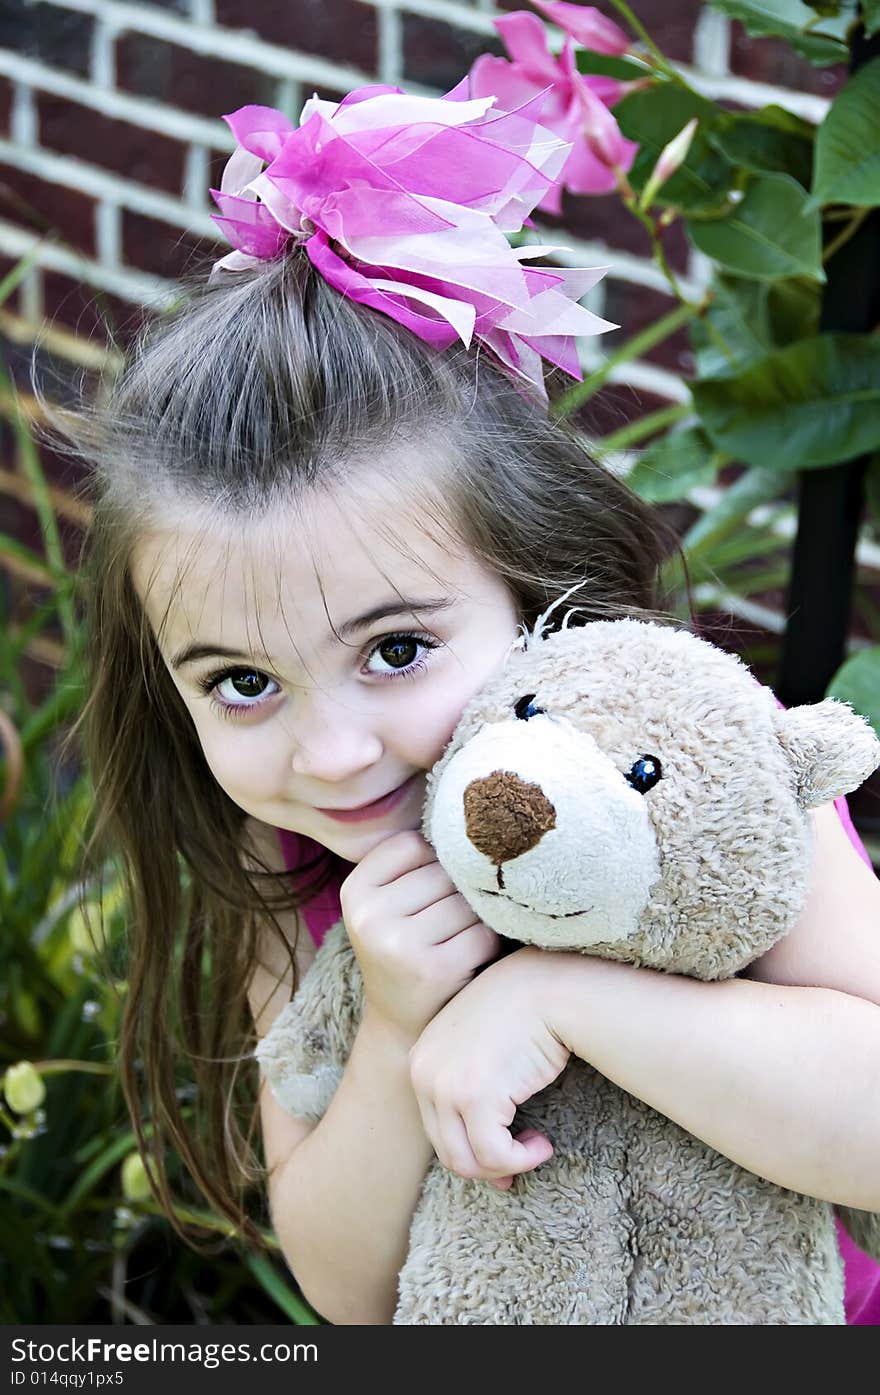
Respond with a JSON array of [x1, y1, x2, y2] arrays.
[[315, 773, 422, 822]]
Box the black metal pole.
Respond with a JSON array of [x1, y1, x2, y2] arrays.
[[776, 14, 880, 707]]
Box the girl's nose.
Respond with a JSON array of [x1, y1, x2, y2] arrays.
[[288, 700, 384, 781]]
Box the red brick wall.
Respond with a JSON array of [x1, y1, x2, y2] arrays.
[[0, 2, 865, 716]]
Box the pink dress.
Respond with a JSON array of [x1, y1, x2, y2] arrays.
[[274, 795, 880, 1324]]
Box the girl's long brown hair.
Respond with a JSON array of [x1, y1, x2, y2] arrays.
[[54, 247, 686, 1247]]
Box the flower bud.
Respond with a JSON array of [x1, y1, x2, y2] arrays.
[[530, 1, 631, 56], [121, 1151, 154, 1203], [639, 118, 699, 210], [3, 1061, 46, 1114]]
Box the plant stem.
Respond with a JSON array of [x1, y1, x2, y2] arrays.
[[0, 242, 46, 308], [33, 1059, 115, 1076], [137, 1198, 279, 1248], [822, 206, 870, 264], [608, 1, 681, 81], [625, 198, 689, 300], [0, 359, 77, 647], [550, 299, 701, 418], [680, 465, 782, 561], [596, 401, 690, 450]]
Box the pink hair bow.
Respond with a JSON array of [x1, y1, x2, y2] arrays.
[[209, 81, 616, 406]]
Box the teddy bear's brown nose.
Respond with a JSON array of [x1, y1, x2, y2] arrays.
[[463, 771, 557, 865]]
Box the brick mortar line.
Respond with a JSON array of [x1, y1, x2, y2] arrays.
[[367, 0, 499, 28], [2, 133, 691, 301], [51, 0, 501, 42], [0, 221, 689, 399], [604, 358, 690, 403], [681, 63, 830, 123], [524, 229, 701, 299], [1, 305, 121, 369], [0, 218, 179, 307], [377, 5, 404, 88], [0, 138, 221, 235], [38, 0, 833, 120], [0, 53, 230, 146], [46, 0, 374, 86], [14, 39, 822, 151]]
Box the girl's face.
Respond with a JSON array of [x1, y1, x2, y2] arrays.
[[131, 484, 521, 862]]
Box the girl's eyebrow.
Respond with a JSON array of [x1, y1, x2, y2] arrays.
[[170, 596, 455, 671]]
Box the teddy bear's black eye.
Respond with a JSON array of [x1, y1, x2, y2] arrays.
[[514, 693, 545, 721], [625, 754, 662, 794]]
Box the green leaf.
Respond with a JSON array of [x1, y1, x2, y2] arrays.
[[614, 86, 734, 211], [692, 273, 820, 379], [864, 1, 880, 38], [0, 533, 61, 583], [660, 465, 783, 606], [707, 1, 849, 63], [692, 334, 880, 469], [243, 1252, 322, 1325], [808, 56, 880, 209], [625, 426, 725, 502], [574, 50, 650, 81], [765, 275, 821, 343], [866, 454, 880, 528], [827, 648, 880, 736], [687, 174, 824, 281], [690, 277, 774, 378], [0, 245, 45, 307], [708, 106, 815, 188]]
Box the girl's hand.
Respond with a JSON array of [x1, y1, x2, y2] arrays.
[[407, 947, 571, 1189], [339, 830, 502, 1046]]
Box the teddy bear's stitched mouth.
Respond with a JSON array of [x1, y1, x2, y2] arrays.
[[481, 889, 592, 919]]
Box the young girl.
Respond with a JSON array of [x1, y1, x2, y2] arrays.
[[64, 87, 880, 1326]]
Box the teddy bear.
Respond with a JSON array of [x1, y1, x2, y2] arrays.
[[255, 608, 880, 1324]]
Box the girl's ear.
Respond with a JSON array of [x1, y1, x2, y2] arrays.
[[773, 699, 880, 809]]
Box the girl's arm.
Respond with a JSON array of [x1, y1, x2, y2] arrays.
[[262, 1006, 434, 1326], [243, 818, 433, 1326], [740, 800, 880, 999], [251, 935, 434, 1328], [244, 819, 506, 1326], [408, 802, 880, 1205]]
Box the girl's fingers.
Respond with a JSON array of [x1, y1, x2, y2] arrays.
[[485, 1139, 550, 1189], [437, 919, 501, 963], [432, 1107, 482, 1179], [462, 1115, 553, 1179], [349, 829, 436, 888], [430, 1107, 554, 1184]]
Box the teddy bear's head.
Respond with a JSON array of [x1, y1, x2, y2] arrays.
[[422, 617, 879, 980]]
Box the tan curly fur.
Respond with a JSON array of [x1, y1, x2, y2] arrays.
[[256, 618, 880, 1324]]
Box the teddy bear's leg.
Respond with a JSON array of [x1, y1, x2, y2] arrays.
[[395, 1151, 638, 1325], [621, 1108, 846, 1325]]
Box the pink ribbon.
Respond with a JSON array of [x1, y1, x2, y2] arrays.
[[209, 80, 616, 407]]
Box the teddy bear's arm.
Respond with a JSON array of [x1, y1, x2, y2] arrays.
[[253, 921, 363, 1122]]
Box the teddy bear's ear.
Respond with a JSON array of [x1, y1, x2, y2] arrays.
[[773, 699, 880, 809]]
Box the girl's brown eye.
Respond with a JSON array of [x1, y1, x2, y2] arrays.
[[377, 637, 420, 668], [226, 671, 268, 699]]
